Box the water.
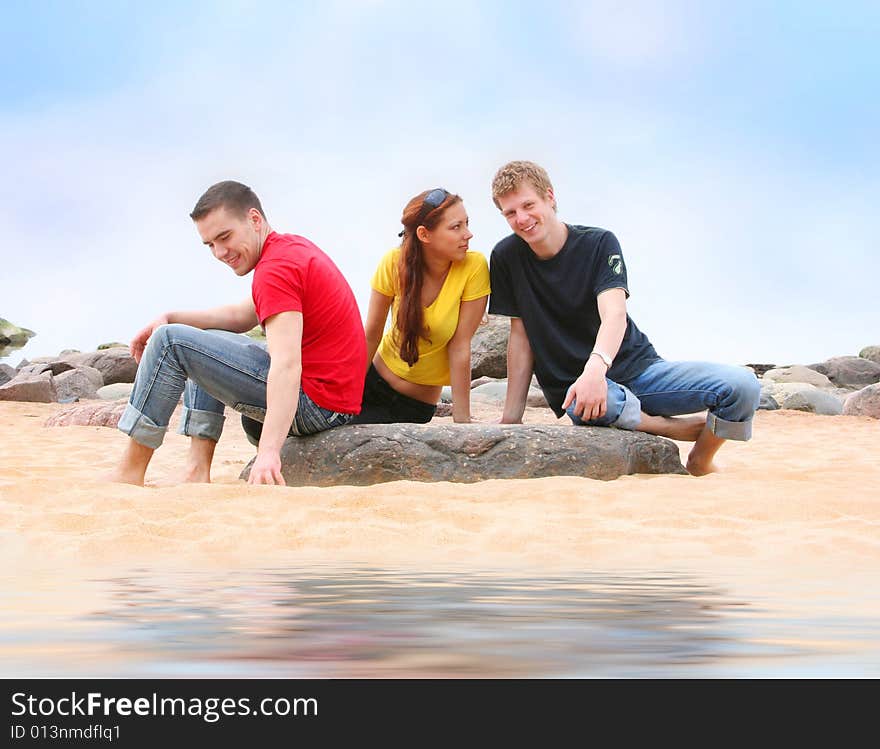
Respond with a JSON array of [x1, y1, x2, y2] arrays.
[[4, 566, 878, 677]]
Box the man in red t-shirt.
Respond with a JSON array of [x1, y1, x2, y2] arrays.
[[108, 181, 366, 486]]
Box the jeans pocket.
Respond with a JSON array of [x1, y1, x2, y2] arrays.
[[328, 411, 352, 428]]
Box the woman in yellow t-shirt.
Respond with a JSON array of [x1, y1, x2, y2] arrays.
[[351, 188, 491, 424]]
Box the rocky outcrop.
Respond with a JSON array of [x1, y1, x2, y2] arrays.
[[17, 360, 76, 377], [859, 346, 880, 365], [44, 401, 127, 428], [66, 348, 137, 385], [11, 348, 137, 389], [843, 384, 880, 419], [0, 363, 16, 386], [97, 383, 133, 401], [758, 391, 779, 411], [744, 363, 777, 377], [243, 423, 687, 486], [0, 318, 36, 347], [807, 356, 880, 389], [469, 380, 549, 408], [783, 387, 843, 415], [470, 315, 509, 379], [0, 371, 57, 403], [54, 368, 101, 402], [763, 366, 832, 388]]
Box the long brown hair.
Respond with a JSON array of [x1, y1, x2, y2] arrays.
[[395, 188, 462, 366]]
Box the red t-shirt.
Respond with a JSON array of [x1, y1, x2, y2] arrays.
[[251, 232, 365, 414]]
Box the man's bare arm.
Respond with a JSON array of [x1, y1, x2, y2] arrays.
[[130, 298, 258, 362], [562, 288, 628, 420], [247, 310, 304, 486], [500, 317, 534, 424]]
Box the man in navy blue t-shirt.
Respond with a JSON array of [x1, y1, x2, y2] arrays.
[[488, 161, 760, 476]]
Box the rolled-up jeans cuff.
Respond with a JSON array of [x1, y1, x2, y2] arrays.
[[178, 406, 225, 442], [609, 386, 642, 430], [117, 403, 167, 450], [707, 412, 752, 441]]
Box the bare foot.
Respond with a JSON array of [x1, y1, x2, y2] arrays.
[[181, 463, 211, 484], [685, 455, 721, 476], [144, 465, 212, 488], [685, 427, 726, 476], [104, 467, 146, 486]]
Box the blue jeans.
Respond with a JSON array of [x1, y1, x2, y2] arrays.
[[565, 360, 761, 441], [117, 324, 352, 449]]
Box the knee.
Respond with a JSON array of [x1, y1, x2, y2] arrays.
[[727, 368, 761, 410], [151, 323, 193, 348]]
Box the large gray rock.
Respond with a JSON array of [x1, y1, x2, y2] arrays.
[[244, 423, 687, 486], [859, 346, 880, 365], [17, 360, 76, 377], [807, 356, 880, 388], [470, 381, 509, 404], [469, 380, 549, 409], [97, 383, 133, 401], [0, 371, 57, 402], [44, 401, 127, 427], [761, 382, 844, 415], [763, 366, 832, 388], [470, 315, 509, 379], [758, 391, 779, 411], [843, 384, 880, 419], [66, 348, 138, 385], [0, 363, 16, 386], [54, 368, 101, 402], [782, 389, 844, 416]]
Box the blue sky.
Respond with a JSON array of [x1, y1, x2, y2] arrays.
[[2, 1, 878, 366]]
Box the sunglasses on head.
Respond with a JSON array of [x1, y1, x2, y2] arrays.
[[398, 188, 450, 237]]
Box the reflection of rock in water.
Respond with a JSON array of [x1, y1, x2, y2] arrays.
[[79, 568, 772, 677]]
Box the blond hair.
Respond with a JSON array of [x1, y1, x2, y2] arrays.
[[491, 161, 555, 209]]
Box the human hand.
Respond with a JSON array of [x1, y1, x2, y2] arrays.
[[130, 314, 170, 363], [562, 368, 608, 422], [247, 450, 286, 486]]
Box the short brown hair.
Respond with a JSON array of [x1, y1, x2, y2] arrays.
[[190, 180, 267, 221], [491, 161, 554, 209]]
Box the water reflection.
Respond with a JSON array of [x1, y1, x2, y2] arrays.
[[4, 567, 879, 677]]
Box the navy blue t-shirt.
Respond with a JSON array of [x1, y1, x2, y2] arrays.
[[489, 225, 661, 416]]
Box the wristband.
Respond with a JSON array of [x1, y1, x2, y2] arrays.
[[589, 350, 612, 369]]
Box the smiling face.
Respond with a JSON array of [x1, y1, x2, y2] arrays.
[[496, 183, 560, 249], [418, 201, 473, 263], [195, 205, 264, 275]]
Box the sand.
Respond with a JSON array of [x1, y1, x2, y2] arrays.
[[1, 400, 877, 576], [3, 400, 879, 676]]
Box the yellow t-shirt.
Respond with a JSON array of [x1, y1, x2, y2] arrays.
[[373, 247, 491, 385]]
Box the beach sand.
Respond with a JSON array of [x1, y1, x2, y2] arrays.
[[2, 400, 879, 676], [1, 400, 877, 574]]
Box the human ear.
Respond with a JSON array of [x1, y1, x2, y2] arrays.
[[416, 225, 431, 244]]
